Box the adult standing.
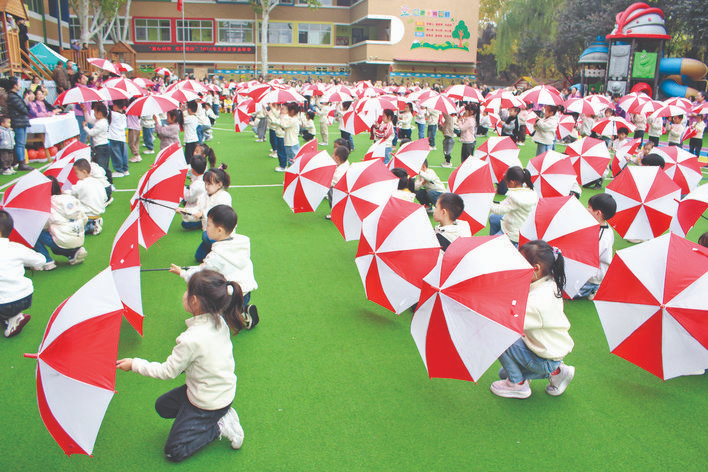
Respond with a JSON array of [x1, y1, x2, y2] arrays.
[[1, 77, 32, 171], [52, 62, 71, 94]]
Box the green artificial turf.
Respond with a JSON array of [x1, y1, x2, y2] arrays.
[[1, 115, 708, 471]]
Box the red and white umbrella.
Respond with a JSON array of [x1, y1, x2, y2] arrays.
[[653, 146, 703, 194], [519, 196, 601, 298], [129, 143, 188, 248], [283, 148, 336, 213], [564, 97, 606, 116], [670, 183, 708, 237], [233, 106, 251, 132], [386, 138, 431, 176], [473, 136, 521, 184], [169, 79, 208, 94], [364, 138, 387, 161], [663, 97, 692, 111], [411, 235, 534, 382], [556, 114, 576, 140], [132, 77, 155, 89], [116, 62, 133, 72], [593, 233, 708, 379], [0, 170, 51, 247], [650, 104, 690, 120], [54, 86, 103, 106], [126, 95, 180, 117], [87, 57, 119, 75], [484, 92, 525, 112], [605, 166, 681, 240], [341, 109, 372, 135], [355, 197, 440, 314], [162, 88, 200, 103], [680, 126, 697, 143], [97, 87, 131, 102], [520, 85, 563, 106], [617, 92, 651, 113], [26, 268, 124, 456], [444, 84, 484, 103], [354, 96, 397, 115], [692, 102, 708, 115], [527, 151, 577, 198], [586, 94, 613, 108], [524, 111, 538, 134], [110, 209, 144, 334], [102, 77, 145, 97], [447, 158, 495, 235], [331, 160, 399, 241], [155, 67, 171, 76], [630, 99, 663, 116], [592, 117, 636, 137], [258, 87, 305, 104], [565, 137, 611, 185], [420, 94, 458, 115], [322, 90, 353, 103], [611, 138, 642, 177]]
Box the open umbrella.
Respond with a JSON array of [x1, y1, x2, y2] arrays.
[[258, 87, 305, 104], [663, 97, 692, 111], [564, 97, 606, 116], [520, 85, 563, 106], [653, 145, 702, 194], [87, 58, 119, 75], [321, 90, 353, 103], [0, 170, 52, 247], [565, 137, 611, 185], [355, 197, 440, 314], [233, 105, 251, 132], [484, 92, 525, 113], [420, 94, 458, 115], [518, 196, 601, 298], [169, 79, 208, 94], [386, 138, 430, 176], [154, 67, 172, 76], [364, 139, 387, 161], [132, 77, 155, 89], [592, 117, 636, 137], [162, 88, 200, 103], [617, 92, 651, 113], [527, 151, 577, 198], [444, 84, 484, 103], [670, 183, 708, 237], [605, 166, 681, 240], [126, 95, 180, 117], [610, 137, 642, 177], [447, 158, 495, 235], [25, 268, 124, 456], [129, 143, 188, 248], [411, 235, 534, 382], [556, 114, 576, 140], [102, 77, 145, 97], [650, 104, 691, 120], [593, 233, 708, 379], [43, 141, 91, 191], [97, 87, 131, 102], [283, 148, 336, 213], [341, 109, 372, 136], [473, 136, 521, 184], [331, 160, 399, 241], [54, 86, 103, 106], [110, 209, 144, 334]]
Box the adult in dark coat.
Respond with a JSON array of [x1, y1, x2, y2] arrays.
[[1, 77, 32, 171]]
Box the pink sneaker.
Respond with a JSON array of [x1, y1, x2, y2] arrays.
[[490, 379, 531, 399], [546, 363, 575, 396], [4, 313, 30, 338]]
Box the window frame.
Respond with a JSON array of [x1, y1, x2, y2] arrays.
[[297, 23, 332, 46], [176, 19, 214, 44], [133, 18, 172, 43], [216, 19, 254, 45]]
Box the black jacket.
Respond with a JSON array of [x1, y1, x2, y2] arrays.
[[7, 91, 30, 128]]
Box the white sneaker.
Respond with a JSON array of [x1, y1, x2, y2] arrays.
[[274, 166, 286, 172], [69, 247, 88, 265], [441, 161, 452, 168], [92, 218, 103, 235], [490, 379, 532, 399], [218, 407, 244, 449], [4, 313, 30, 338], [144, 149, 155, 154], [113, 171, 125, 178], [129, 156, 142, 163], [2, 168, 15, 175], [546, 363, 575, 396], [106, 197, 114, 206], [38, 260, 56, 271]]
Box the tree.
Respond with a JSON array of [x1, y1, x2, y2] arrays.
[[250, 0, 321, 79], [452, 21, 470, 48], [69, 0, 126, 57]]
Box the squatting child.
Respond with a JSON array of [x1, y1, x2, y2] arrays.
[[71, 158, 107, 235], [433, 192, 471, 251], [576, 194, 616, 299]]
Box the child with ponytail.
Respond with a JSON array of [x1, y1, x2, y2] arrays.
[[488, 166, 538, 246], [491, 240, 575, 399], [117, 270, 247, 461]]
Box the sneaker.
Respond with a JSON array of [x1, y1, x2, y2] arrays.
[[2, 167, 15, 175], [68, 247, 88, 265], [17, 162, 33, 171], [218, 407, 244, 449], [38, 260, 56, 271], [275, 166, 286, 172], [441, 161, 452, 168], [545, 363, 575, 396], [113, 171, 125, 178], [106, 197, 114, 206], [92, 218, 103, 235], [144, 149, 155, 154], [320, 142, 328, 146], [4, 313, 30, 338], [243, 304, 259, 330], [430, 146, 437, 151], [123, 171, 130, 177], [129, 156, 142, 163], [490, 379, 532, 399]]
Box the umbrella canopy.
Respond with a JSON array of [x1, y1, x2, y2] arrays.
[[556, 114, 576, 140], [169, 79, 208, 94], [0, 170, 52, 247], [593, 233, 708, 379], [444, 84, 484, 103], [606, 166, 681, 240], [110, 210, 143, 334], [132, 77, 155, 89], [519, 196, 601, 298], [154, 67, 172, 76], [233, 105, 251, 132], [364, 138, 387, 161], [355, 197, 441, 314], [54, 86, 103, 106], [129, 144, 188, 248], [321, 90, 353, 103], [102, 78, 145, 97], [630, 99, 663, 116], [650, 104, 691, 120], [30, 268, 124, 456], [447, 158, 495, 235], [386, 138, 430, 176], [283, 148, 336, 213], [258, 87, 305, 104], [520, 85, 563, 106], [653, 146, 703, 195], [420, 94, 458, 115], [43, 141, 91, 192], [331, 160, 399, 241], [126, 95, 180, 117], [483, 92, 525, 112], [617, 92, 651, 113], [97, 87, 131, 102], [565, 137, 611, 185], [527, 151, 577, 198], [341, 109, 372, 136], [611, 137, 642, 177], [564, 97, 606, 116], [670, 183, 708, 237], [162, 88, 200, 103], [87, 58, 119, 75], [411, 235, 534, 382], [663, 97, 692, 111], [473, 136, 521, 184], [592, 117, 636, 137]]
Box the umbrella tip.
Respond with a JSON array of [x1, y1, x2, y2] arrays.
[[23, 353, 38, 359]]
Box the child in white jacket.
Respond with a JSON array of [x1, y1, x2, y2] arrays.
[[489, 166, 538, 245]]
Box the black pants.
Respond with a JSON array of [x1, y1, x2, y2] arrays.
[[155, 385, 231, 462], [93, 144, 112, 184], [689, 137, 703, 156], [648, 136, 659, 146], [184, 142, 198, 165], [461, 142, 475, 163]]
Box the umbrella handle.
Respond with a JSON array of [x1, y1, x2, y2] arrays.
[[23, 353, 38, 359]]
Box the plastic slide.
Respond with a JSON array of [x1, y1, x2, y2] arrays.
[[659, 57, 708, 98]]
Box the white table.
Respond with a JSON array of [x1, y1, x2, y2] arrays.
[[28, 112, 80, 148]]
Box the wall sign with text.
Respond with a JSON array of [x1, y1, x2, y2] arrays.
[[132, 44, 255, 54]]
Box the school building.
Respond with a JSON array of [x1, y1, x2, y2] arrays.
[[20, 0, 478, 85]]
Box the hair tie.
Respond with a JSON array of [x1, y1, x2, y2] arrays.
[[226, 283, 233, 296], [218, 163, 225, 170], [552, 246, 562, 261]]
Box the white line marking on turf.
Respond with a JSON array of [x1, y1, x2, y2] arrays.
[[112, 183, 282, 192]]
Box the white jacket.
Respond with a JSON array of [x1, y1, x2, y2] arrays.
[[522, 276, 574, 360], [47, 194, 87, 249], [181, 235, 258, 294], [0, 238, 45, 304], [86, 117, 109, 146], [70, 176, 107, 218], [435, 220, 472, 246], [201, 188, 232, 231], [587, 224, 614, 285], [415, 168, 446, 192], [183, 175, 206, 223], [183, 114, 199, 143], [90, 162, 110, 189], [533, 114, 559, 145], [132, 313, 237, 410], [108, 111, 127, 142], [490, 187, 538, 243]]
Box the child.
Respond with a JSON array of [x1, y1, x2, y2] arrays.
[[433, 192, 471, 251], [688, 114, 705, 157], [170, 205, 259, 329], [33, 175, 88, 270], [202, 103, 216, 142], [196, 100, 211, 143], [181, 155, 207, 230], [667, 115, 684, 147], [533, 105, 559, 155], [398, 103, 413, 142], [195, 143, 217, 169], [184, 101, 200, 164], [576, 193, 616, 299], [90, 154, 113, 203], [116, 270, 246, 462], [391, 167, 415, 202], [477, 109, 492, 137], [280, 103, 300, 168], [154, 110, 182, 152], [0, 210, 44, 337], [698, 231, 708, 248], [491, 240, 574, 399], [458, 104, 477, 163], [302, 110, 316, 143], [489, 166, 538, 246], [374, 109, 395, 164], [71, 158, 106, 235], [127, 113, 142, 163], [0, 116, 15, 175], [326, 145, 350, 220], [647, 114, 663, 146], [83, 102, 111, 182], [266, 104, 282, 160], [414, 159, 446, 212], [108, 100, 130, 177], [315, 101, 331, 146], [440, 112, 456, 167], [425, 107, 440, 150], [141, 115, 156, 154], [629, 141, 654, 165]]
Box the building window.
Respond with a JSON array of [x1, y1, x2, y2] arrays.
[[298, 0, 333, 5], [69, 17, 80, 41], [218, 20, 253, 44], [177, 20, 213, 43], [266, 22, 293, 44], [135, 19, 171, 42], [298, 24, 331, 46], [25, 0, 43, 13]]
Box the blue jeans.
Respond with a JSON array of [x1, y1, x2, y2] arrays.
[[33, 230, 80, 262], [276, 136, 286, 168], [489, 213, 503, 236], [340, 130, 354, 151], [416, 122, 426, 140], [427, 124, 437, 148], [195, 231, 215, 262], [269, 128, 276, 151], [384, 146, 392, 165], [0, 293, 32, 324], [285, 143, 299, 167], [498, 338, 561, 383], [155, 384, 230, 463], [110, 140, 129, 173], [399, 128, 412, 141], [213, 103, 219, 116], [576, 281, 599, 298], [93, 144, 112, 183], [181, 220, 202, 230], [76, 115, 88, 143], [196, 125, 205, 143], [143, 127, 154, 151], [536, 143, 553, 155], [14, 126, 27, 164], [415, 189, 442, 207]]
